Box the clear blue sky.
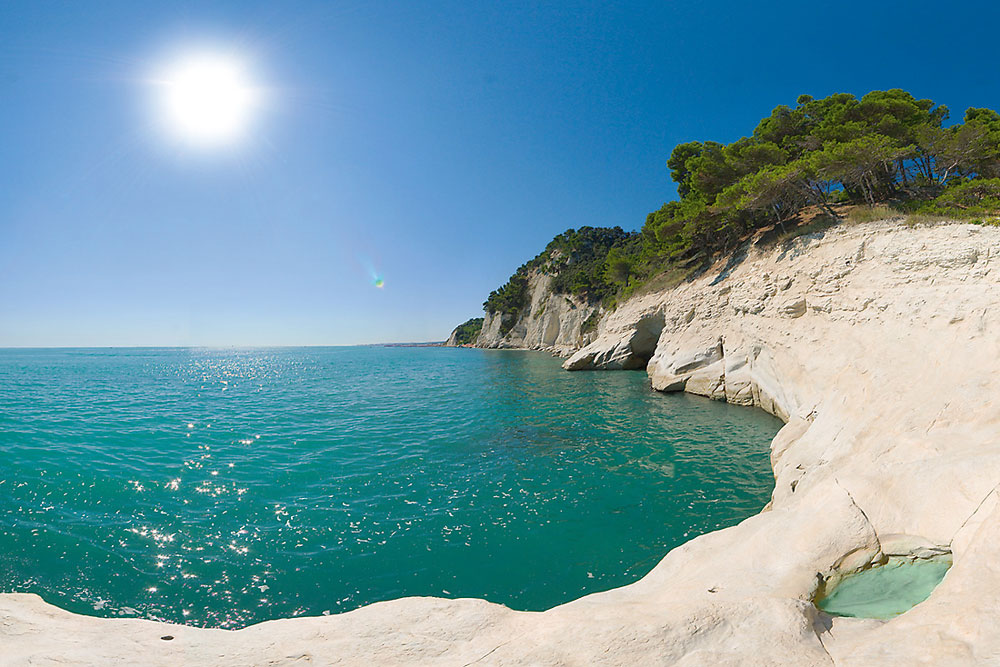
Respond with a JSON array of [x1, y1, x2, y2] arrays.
[[3, 0, 999, 346]]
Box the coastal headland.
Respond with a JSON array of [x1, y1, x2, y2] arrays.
[[6, 218, 1000, 664]]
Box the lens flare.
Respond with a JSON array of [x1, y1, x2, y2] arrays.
[[357, 255, 385, 290]]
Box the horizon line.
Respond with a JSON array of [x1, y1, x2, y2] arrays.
[[0, 342, 447, 350]]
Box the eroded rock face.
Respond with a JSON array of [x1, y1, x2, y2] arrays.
[[561, 220, 1000, 661], [475, 270, 601, 355], [7, 220, 1000, 664], [562, 310, 666, 371]]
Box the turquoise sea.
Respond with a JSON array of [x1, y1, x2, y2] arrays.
[[0, 347, 781, 628]]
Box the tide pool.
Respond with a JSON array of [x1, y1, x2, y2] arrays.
[[817, 557, 952, 619]]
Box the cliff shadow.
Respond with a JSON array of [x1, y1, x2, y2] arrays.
[[709, 248, 749, 286]]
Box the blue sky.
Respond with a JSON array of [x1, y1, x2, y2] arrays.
[[2, 0, 999, 346]]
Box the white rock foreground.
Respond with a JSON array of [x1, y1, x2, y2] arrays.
[[5, 220, 1000, 665]]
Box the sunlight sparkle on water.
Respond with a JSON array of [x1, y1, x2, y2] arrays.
[[0, 347, 781, 629]]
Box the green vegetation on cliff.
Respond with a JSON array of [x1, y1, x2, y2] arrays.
[[483, 227, 638, 324], [450, 318, 483, 345], [472, 90, 1000, 333], [644, 90, 1000, 264]]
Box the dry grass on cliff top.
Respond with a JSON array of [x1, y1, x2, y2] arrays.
[[768, 203, 988, 246], [618, 204, 990, 310]]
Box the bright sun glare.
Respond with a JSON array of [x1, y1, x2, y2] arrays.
[[157, 54, 259, 146]]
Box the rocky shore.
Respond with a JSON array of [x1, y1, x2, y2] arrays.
[[5, 219, 1000, 665]]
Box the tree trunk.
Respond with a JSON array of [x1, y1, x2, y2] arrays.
[[862, 173, 876, 206]]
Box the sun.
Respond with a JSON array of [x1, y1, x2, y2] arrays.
[[156, 54, 260, 146]]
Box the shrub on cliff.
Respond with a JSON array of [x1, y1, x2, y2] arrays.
[[451, 318, 484, 345], [545, 227, 638, 301], [484, 227, 639, 318], [918, 178, 1000, 220], [483, 273, 529, 318]]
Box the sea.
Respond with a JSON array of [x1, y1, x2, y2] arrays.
[[0, 346, 781, 628]]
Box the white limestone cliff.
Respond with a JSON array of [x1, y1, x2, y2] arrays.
[[5, 219, 1000, 665], [475, 269, 601, 355]]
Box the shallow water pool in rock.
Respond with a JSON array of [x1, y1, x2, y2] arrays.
[[816, 556, 952, 619]]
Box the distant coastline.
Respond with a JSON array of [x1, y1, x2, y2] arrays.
[[376, 341, 445, 348]]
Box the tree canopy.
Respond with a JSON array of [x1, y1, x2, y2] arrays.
[[449, 318, 483, 345], [479, 90, 1000, 324], [483, 226, 638, 320]]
